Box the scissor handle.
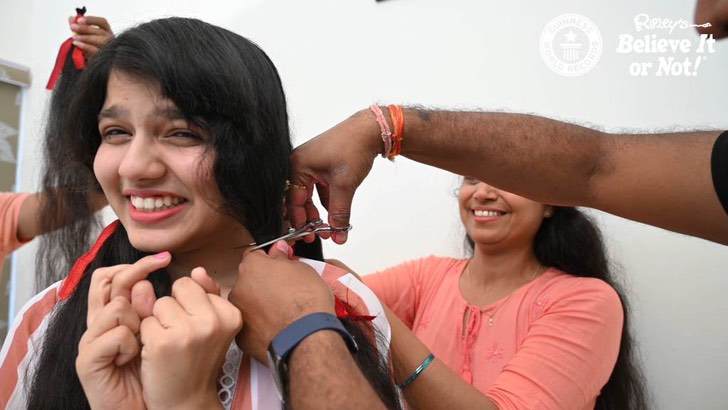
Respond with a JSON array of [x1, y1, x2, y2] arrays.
[[247, 220, 352, 251]]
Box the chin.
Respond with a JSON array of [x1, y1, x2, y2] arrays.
[[126, 231, 179, 253], [468, 233, 508, 247]]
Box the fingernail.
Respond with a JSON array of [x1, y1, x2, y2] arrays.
[[335, 232, 348, 243], [274, 240, 290, 253], [154, 251, 170, 260]]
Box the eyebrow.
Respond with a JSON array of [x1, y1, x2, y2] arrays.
[[98, 105, 127, 120], [153, 106, 186, 121], [97, 105, 187, 121]]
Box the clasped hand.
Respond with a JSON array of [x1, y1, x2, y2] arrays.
[[75, 252, 242, 410]]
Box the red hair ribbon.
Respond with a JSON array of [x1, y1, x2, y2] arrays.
[[334, 297, 375, 322], [46, 7, 88, 90], [58, 219, 119, 300]]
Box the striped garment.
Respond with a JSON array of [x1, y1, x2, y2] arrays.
[[0, 258, 390, 409]]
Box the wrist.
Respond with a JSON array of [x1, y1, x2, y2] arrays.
[[153, 392, 222, 410], [279, 298, 336, 335], [268, 313, 358, 401], [354, 108, 389, 158], [291, 328, 346, 359]]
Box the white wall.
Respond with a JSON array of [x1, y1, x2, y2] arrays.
[[2, 1, 727, 408]]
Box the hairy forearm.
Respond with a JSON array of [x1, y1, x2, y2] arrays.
[[385, 108, 727, 244], [288, 331, 385, 410], [399, 109, 605, 205]]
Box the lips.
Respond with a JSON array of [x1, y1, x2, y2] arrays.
[[473, 209, 505, 217], [130, 194, 186, 212], [470, 208, 508, 223], [124, 192, 188, 224]]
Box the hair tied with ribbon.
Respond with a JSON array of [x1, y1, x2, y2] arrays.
[[334, 297, 376, 322], [46, 6, 88, 90]]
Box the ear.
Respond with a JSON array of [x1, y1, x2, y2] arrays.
[[543, 205, 554, 218]]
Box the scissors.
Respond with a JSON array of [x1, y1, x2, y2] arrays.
[[248, 219, 352, 251]]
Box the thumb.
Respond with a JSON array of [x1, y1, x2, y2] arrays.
[[268, 240, 294, 259], [190, 266, 221, 295], [131, 280, 156, 319], [324, 184, 355, 244]]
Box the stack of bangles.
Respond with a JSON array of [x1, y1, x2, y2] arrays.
[[369, 104, 405, 160], [398, 353, 435, 389]]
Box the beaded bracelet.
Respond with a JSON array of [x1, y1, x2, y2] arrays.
[[398, 353, 435, 389], [369, 104, 393, 158]]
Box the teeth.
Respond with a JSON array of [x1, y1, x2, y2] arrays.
[[130, 195, 185, 212], [474, 210, 503, 217]]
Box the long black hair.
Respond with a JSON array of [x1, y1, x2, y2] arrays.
[[36, 32, 103, 292], [29, 18, 400, 409], [466, 206, 648, 410]]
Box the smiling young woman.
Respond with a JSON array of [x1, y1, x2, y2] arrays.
[[0, 17, 399, 410]]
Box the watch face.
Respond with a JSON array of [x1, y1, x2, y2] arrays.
[[267, 351, 285, 401]]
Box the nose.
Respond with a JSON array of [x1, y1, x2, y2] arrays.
[[117, 135, 166, 182], [472, 181, 498, 201]]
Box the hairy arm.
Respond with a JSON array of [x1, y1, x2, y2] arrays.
[[400, 109, 727, 244], [288, 331, 386, 410]]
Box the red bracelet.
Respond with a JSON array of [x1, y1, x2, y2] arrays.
[[387, 104, 405, 159]]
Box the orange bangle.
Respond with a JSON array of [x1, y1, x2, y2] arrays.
[[387, 104, 404, 159]]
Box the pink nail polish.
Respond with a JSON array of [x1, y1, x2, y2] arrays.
[[154, 251, 170, 260], [274, 240, 290, 253]]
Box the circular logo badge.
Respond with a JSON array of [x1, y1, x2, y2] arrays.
[[540, 14, 602, 77]]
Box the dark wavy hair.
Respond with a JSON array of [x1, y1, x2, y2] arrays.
[[28, 17, 400, 409], [466, 206, 648, 410]]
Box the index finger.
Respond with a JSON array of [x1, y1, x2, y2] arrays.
[[286, 181, 314, 229], [78, 16, 113, 33], [109, 252, 172, 301]]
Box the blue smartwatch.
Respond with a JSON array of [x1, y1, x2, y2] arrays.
[[267, 312, 359, 399]]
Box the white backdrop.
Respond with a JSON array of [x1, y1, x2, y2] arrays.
[[2, 1, 728, 408]]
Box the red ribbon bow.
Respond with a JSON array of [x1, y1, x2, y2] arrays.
[[46, 7, 88, 90], [335, 297, 376, 322]]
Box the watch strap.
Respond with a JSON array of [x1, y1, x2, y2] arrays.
[[270, 312, 359, 364]]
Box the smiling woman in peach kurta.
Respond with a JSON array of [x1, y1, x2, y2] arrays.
[[365, 255, 622, 410], [357, 174, 642, 410]]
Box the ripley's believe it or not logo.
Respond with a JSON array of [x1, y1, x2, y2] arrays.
[[540, 13, 718, 77]]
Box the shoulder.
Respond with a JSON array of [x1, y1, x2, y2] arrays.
[[300, 258, 393, 358], [534, 270, 623, 317], [377, 254, 466, 276], [0, 281, 62, 399], [2, 282, 62, 351]]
